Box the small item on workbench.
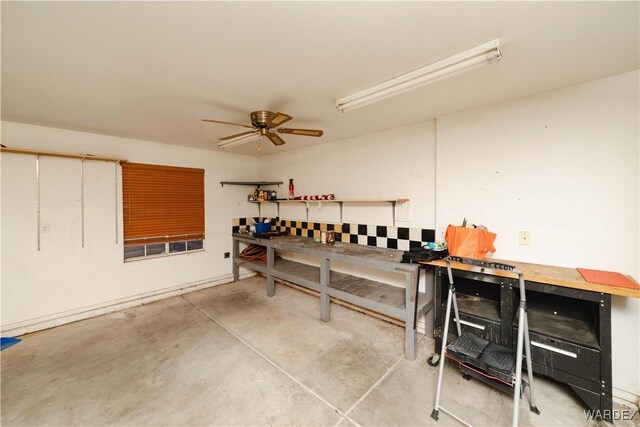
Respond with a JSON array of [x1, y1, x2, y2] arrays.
[[446, 223, 496, 260], [424, 241, 447, 250], [269, 190, 277, 200], [326, 230, 336, 245], [254, 220, 271, 234], [401, 247, 448, 264], [318, 230, 335, 245]]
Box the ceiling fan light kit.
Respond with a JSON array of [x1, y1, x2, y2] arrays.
[[336, 38, 502, 112], [204, 110, 323, 149], [217, 131, 262, 149]]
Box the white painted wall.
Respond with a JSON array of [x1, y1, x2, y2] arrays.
[[258, 121, 437, 229], [435, 70, 639, 400], [1, 121, 259, 334]]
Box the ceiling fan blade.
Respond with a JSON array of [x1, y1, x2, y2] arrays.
[[268, 112, 293, 128], [277, 128, 324, 137], [218, 130, 259, 141], [265, 131, 286, 146], [202, 119, 254, 129]]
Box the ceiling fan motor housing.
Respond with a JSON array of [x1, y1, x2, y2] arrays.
[[251, 111, 275, 129]]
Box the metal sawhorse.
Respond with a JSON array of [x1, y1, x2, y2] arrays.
[[430, 256, 540, 426]]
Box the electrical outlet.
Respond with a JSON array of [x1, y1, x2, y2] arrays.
[[40, 223, 50, 233], [224, 252, 230, 259], [519, 231, 531, 246]]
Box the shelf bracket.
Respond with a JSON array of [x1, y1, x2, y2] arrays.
[[392, 201, 396, 227], [393, 199, 411, 226]]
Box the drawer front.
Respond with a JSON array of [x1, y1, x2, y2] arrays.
[[514, 329, 601, 382], [442, 309, 500, 343]]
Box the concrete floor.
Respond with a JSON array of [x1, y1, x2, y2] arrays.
[[2, 276, 638, 426]]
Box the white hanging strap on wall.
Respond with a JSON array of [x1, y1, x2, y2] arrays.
[[36, 154, 41, 252], [115, 161, 120, 244], [81, 155, 86, 248], [1, 146, 127, 251]]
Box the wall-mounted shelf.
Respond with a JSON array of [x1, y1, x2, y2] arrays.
[[250, 198, 410, 225], [220, 181, 283, 188], [252, 199, 409, 204]]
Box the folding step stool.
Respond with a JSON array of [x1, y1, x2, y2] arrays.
[[430, 256, 540, 427]]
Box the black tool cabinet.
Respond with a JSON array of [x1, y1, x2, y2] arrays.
[[433, 266, 612, 419]]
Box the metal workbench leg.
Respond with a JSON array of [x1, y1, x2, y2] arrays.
[[320, 257, 331, 321], [405, 270, 417, 361], [599, 294, 613, 420], [266, 246, 275, 297], [232, 238, 240, 282]]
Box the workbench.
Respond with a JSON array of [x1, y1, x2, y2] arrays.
[[232, 233, 432, 360], [424, 258, 640, 420]]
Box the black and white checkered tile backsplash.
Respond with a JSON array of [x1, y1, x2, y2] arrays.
[[232, 217, 435, 251]]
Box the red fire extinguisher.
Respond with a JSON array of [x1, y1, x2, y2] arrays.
[[289, 179, 294, 199]]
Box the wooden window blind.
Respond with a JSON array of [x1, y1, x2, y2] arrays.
[[122, 162, 204, 246]]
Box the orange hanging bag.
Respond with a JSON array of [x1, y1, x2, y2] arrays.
[[445, 225, 497, 260]]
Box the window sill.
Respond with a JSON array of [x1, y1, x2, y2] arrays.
[[124, 248, 205, 263]]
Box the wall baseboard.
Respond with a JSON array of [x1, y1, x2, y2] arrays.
[[613, 388, 640, 409], [1, 271, 257, 337]]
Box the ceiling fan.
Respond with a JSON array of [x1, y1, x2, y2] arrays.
[[203, 111, 323, 147]]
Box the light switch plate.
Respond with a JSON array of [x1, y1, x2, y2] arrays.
[[519, 231, 531, 246]]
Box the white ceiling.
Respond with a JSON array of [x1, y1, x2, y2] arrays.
[[2, 2, 638, 156]]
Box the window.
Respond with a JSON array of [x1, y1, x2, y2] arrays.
[[122, 162, 204, 261]]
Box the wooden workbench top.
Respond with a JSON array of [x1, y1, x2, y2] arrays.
[[424, 258, 640, 298]]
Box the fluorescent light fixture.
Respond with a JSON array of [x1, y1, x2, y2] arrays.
[[217, 132, 261, 149], [336, 38, 502, 112]]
